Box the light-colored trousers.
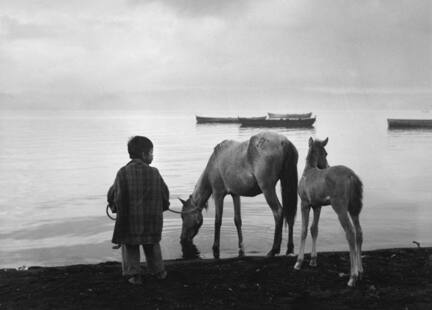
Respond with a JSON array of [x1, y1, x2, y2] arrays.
[[121, 243, 165, 277]]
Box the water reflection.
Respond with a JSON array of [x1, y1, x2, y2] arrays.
[[387, 127, 432, 137], [238, 126, 315, 135], [3, 109, 432, 267]]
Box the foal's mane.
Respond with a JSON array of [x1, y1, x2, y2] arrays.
[[306, 139, 327, 168], [306, 143, 320, 167]]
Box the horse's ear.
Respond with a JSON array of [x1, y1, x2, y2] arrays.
[[322, 137, 329, 146], [308, 137, 313, 147], [179, 198, 186, 205]]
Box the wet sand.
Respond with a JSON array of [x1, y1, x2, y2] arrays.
[[1, 247, 431, 309]]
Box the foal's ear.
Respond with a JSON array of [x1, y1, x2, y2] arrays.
[[179, 198, 187, 205], [308, 137, 314, 147], [322, 137, 329, 146]]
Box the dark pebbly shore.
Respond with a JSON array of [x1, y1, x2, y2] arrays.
[[1, 247, 431, 310]]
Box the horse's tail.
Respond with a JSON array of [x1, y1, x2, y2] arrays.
[[348, 174, 363, 217], [280, 141, 298, 226]]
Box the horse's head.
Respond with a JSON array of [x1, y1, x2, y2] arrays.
[[308, 137, 329, 169], [179, 196, 205, 244]]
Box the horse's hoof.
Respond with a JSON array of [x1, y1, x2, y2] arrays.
[[212, 249, 220, 259], [347, 276, 357, 287], [294, 260, 303, 270], [309, 257, 317, 267], [266, 249, 279, 257], [285, 250, 295, 256], [238, 250, 245, 257], [286, 244, 294, 256]]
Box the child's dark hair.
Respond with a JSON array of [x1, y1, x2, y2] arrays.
[[127, 136, 153, 159]]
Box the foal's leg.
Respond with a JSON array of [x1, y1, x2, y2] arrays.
[[212, 194, 225, 259], [232, 194, 245, 257], [309, 206, 321, 267], [294, 201, 311, 270], [334, 205, 358, 287], [262, 187, 283, 257], [350, 214, 363, 278]]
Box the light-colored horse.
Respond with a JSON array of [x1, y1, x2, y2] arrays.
[[294, 137, 363, 287], [179, 131, 299, 258]]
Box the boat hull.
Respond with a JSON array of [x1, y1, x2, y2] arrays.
[[196, 116, 239, 124], [387, 119, 432, 129], [267, 112, 312, 119], [240, 117, 316, 128], [196, 116, 266, 124], [237, 116, 267, 122]]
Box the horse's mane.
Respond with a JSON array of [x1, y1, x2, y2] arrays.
[[213, 140, 232, 155], [192, 166, 212, 210]]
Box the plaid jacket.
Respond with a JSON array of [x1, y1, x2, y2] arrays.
[[111, 159, 170, 245]]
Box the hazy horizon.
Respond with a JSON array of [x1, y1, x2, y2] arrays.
[[1, 0, 431, 110]]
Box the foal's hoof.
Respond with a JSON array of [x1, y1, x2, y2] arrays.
[[294, 260, 303, 270], [358, 272, 364, 281], [309, 257, 318, 267]]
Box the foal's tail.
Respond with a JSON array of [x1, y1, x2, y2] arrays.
[[348, 174, 363, 217], [280, 142, 298, 226]]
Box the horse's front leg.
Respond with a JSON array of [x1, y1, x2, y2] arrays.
[[212, 194, 225, 259], [262, 188, 283, 257], [232, 194, 244, 257]]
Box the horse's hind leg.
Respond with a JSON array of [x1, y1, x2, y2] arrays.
[[294, 201, 310, 270], [334, 204, 359, 287], [350, 214, 363, 278], [262, 187, 283, 257], [212, 194, 225, 259], [309, 206, 321, 267], [232, 194, 245, 257]]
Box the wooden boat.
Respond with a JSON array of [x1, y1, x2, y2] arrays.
[[240, 117, 316, 128], [196, 116, 239, 124], [387, 118, 432, 129], [196, 115, 266, 124], [237, 116, 267, 122], [267, 112, 312, 119]]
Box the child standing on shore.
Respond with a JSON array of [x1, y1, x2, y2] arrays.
[[111, 136, 170, 284]]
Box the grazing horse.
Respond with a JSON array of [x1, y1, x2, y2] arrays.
[[294, 137, 363, 287], [179, 131, 298, 258]]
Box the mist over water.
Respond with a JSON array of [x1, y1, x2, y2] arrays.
[[1, 96, 432, 268]]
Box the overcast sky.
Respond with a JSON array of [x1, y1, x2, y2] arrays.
[[0, 0, 431, 97]]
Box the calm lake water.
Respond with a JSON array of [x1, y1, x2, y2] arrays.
[[1, 104, 432, 268]]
